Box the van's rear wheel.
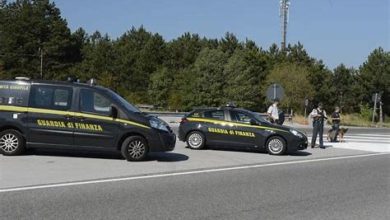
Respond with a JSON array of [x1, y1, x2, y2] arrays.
[[0, 129, 25, 156], [266, 136, 286, 155], [121, 136, 149, 161], [186, 131, 205, 150]]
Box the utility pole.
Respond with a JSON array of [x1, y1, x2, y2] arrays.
[[280, 0, 290, 51], [39, 47, 43, 79], [379, 101, 383, 126], [372, 93, 378, 125]]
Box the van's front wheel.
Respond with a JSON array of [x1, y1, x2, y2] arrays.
[[121, 136, 149, 161], [0, 129, 25, 156]]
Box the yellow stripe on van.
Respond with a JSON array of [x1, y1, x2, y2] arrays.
[[0, 105, 150, 129], [186, 117, 288, 133]]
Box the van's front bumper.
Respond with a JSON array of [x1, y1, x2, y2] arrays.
[[148, 129, 176, 152]]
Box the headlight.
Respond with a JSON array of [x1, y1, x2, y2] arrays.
[[290, 129, 304, 138], [149, 118, 169, 132]]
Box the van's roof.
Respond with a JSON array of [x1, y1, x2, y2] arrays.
[[1, 79, 108, 90]]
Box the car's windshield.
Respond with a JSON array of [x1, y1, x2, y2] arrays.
[[107, 89, 141, 113], [252, 112, 271, 124], [231, 109, 270, 124]]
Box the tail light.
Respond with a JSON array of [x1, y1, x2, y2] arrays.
[[180, 118, 188, 123]]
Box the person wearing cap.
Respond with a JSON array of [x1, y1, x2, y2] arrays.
[[310, 102, 327, 149], [267, 99, 279, 124], [329, 106, 341, 142]]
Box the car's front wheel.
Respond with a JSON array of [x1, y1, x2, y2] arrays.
[[0, 129, 25, 156], [266, 136, 286, 155], [186, 131, 205, 150], [121, 136, 149, 161]]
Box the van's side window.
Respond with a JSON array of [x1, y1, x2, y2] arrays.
[[29, 86, 72, 110], [80, 89, 112, 116]]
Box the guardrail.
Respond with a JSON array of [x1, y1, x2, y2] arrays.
[[144, 111, 289, 118], [145, 112, 188, 117], [146, 111, 294, 124]]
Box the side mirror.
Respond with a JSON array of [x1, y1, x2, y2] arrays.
[[250, 119, 258, 125], [111, 106, 118, 119]]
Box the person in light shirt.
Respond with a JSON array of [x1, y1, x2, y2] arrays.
[[267, 99, 279, 124]]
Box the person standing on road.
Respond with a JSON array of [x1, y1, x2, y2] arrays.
[[310, 103, 327, 149], [267, 99, 279, 124], [329, 106, 341, 142]]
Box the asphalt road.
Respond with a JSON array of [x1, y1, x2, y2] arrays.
[[1, 153, 389, 220], [1, 138, 384, 189], [1, 122, 389, 219]]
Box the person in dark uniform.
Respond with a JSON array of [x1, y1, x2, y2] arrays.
[[329, 106, 341, 142], [310, 103, 327, 149]]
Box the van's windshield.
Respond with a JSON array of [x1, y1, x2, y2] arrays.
[[107, 90, 141, 113]]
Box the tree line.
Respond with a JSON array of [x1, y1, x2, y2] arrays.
[[0, 0, 389, 116]]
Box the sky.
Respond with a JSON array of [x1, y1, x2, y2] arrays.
[[54, 0, 389, 69]]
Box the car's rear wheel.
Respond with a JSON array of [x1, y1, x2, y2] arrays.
[[186, 131, 205, 150], [0, 129, 25, 156], [121, 136, 149, 161], [266, 136, 286, 155]]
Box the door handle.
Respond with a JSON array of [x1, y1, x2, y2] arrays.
[[77, 116, 86, 121], [65, 114, 73, 120]]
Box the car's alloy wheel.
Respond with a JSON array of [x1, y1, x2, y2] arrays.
[[121, 136, 149, 161], [0, 129, 25, 156], [266, 136, 286, 155], [187, 131, 205, 149]]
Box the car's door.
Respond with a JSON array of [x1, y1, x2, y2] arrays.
[[229, 110, 264, 148], [27, 85, 75, 146], [201, 109, 231, 145], [73, 88, 121, 148]]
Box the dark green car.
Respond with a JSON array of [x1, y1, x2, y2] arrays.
[[178, 106, 307, 155]]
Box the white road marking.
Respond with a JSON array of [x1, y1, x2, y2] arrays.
[[0, 152, 388, 193], [343, 136, 390, 139], [350, 134, 389, 137], [307, 136, 389, 140], [308, 131, 390, 153]]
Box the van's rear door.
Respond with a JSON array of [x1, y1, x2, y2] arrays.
[[0, 81, 30, 133], [27, 84, 75, 146]]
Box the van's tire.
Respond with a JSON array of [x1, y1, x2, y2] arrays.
[[0, 129, 25, 156], [186, 131, 205, 150], [266, 136, 286, 155], [121, 136, 149, 161]]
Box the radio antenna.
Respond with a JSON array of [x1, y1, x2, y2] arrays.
[[279, 0, 290, 51]]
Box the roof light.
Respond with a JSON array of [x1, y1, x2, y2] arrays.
[[67, 77, 81, 83], [226, 102, 237, 108], [87, 78, 97, 86], [15, 77, 30, 80]]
